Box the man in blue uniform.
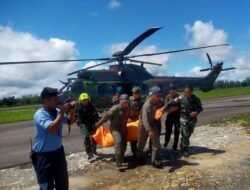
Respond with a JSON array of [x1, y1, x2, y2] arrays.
[[31, 87, 75, 190]]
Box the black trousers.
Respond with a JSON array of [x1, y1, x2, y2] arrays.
[[31, 146, 68, 190], [130, 140, 137, 155], [165, 114, 180, 150]]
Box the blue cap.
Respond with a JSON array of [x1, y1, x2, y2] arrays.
[[149, 86, 161, 95]]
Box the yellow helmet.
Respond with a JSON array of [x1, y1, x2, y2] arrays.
[[79, 93, 90, 101]]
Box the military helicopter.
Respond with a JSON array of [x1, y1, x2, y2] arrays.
[[0, 27, 235, 109]]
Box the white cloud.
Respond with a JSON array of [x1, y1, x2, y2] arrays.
[[175, 66, 209, 77], [185, 20, 233, 62], [174, 56, 250, 81], [0, 26, 79, 98], [83, 60, 108, 70], [106, 43, 170, 75], [182, 20, 250, 81], [108, 0, 121, 10], [221, 56, 250, 81]]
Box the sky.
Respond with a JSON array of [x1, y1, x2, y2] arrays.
[[0, 0, 250, 97]]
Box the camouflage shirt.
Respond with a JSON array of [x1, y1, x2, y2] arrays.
[[179, 94, 203, 121], [129, 96, 145, 111], [76, 102, 99, 126], [112, 95, 120, 105]]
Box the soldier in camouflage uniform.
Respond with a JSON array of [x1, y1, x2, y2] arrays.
[[76, 93, 99, 162], [179, 85, 203, 157], [129, 86, 145, 157], [96, 94, 129, 170]]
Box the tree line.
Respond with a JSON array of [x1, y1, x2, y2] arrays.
[[0, 95, 41, 107], [214, 77, 250, 88]]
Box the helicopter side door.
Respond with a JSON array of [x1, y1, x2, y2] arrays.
[[95, 83, 117, 109], [120, 83, 133, 96]]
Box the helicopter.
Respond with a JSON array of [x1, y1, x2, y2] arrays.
[[0, 27, 235, 109]]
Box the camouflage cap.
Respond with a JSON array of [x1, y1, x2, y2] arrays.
[[132, 86, 141, 93]]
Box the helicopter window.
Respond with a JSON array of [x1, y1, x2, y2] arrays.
[[108, 85, 116, 95], [71, 81, 85, 92], [141, 84, 148, 92], [97, 85, 106, 95]]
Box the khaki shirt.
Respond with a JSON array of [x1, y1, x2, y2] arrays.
[[97, 104, 129, 130], [139, 99, 158, 131]]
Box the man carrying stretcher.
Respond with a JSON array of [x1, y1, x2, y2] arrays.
[[95, 94, 130, 170]]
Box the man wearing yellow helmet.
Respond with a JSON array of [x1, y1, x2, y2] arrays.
[[76, 93, 99, 162]]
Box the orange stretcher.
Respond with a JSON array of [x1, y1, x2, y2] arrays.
[[92, 120, 139, 147], [155, 108, 164, 120], [92, 126, 115, 147], [93, 110, 163, 148]]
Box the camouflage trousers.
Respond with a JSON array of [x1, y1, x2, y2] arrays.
[[180, 118, 196, 151], [80, 125, 97, 156]]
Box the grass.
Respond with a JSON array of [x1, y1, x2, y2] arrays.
[[0, 105, 40, 124], [194, 87, 250, 100], [208, 113, 250, 134]]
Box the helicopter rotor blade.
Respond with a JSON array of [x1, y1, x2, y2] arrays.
[[113, 27, 163, 57], [59, 83, 69, 92], [59, 85, 67, 93], [128, 58, 162, 66], [68, 60, 115, 76], [200, 68, 212, 72], [127, 44, 229, 58], [206, 53, 213, 67], [222, 67, 236, 71], [0, 58, 111, 65], [59, 80, 68, 85]]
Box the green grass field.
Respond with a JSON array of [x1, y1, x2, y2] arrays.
[[194, 87, 250, 100], [0, 87, 249, 124], [0, 105, 40, 124]]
